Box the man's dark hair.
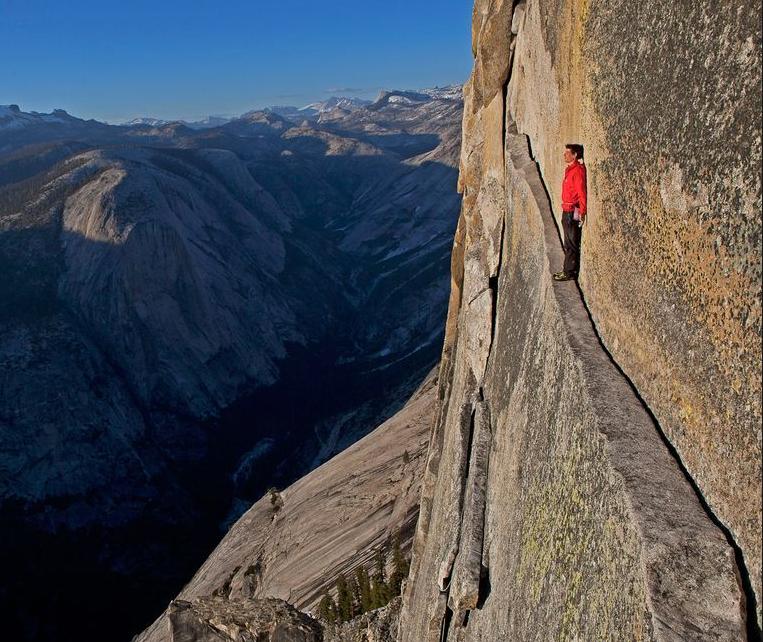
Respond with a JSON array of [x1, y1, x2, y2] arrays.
[[565, 143, 584, 160]]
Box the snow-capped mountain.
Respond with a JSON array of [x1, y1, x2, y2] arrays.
[[301, 96, 372, 113], [0, 104, 85, 130], [370, 89, 430, 107], [121, 117, 173, 127], [2, 85, 461, 136], [121, 115, 232, 129], [421, 84, 463, 100]]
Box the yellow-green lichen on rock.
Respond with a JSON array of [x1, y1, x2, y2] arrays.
[[508, 0, 762, 625]]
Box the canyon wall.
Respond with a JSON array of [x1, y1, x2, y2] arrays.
[[400, 0, 761, 639], [135, 370, 437, 641], [0, 92, 462, 641]]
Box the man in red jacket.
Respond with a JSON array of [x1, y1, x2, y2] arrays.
[[553, 143, 587, 281]]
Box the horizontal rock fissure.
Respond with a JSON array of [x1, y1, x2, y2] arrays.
[[520, 127, 760, 640], [467, 286, 491, 306]]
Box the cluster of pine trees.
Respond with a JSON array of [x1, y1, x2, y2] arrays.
[[318, 532, 410, 625]]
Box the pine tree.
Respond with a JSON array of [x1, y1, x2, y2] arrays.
[[336, 573, 353, 622], [371, 545, 390, 608], [355, 565, 373, 613], [389, 530, 410, 596], [318, 590, 337, 625], [350, 575, 362, 618]]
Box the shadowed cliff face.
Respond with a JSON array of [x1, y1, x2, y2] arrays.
[[401, 0, 759, 640], [0, 93, 461, 641]]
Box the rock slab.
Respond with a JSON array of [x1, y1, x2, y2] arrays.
[[135, 372, 437, 641]]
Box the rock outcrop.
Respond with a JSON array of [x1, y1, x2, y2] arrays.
[[400, 0, 760, 640], [135, 371, 436, 641], [165, 597, 322, 642], [152, 594, 402, 642]]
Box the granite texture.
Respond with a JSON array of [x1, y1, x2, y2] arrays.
[[164, 597, 322, 642], [509, 0, 762, 622], [399, 0, 757, 638]]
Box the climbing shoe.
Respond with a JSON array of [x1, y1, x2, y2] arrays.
[[552, 270, 576, 281]]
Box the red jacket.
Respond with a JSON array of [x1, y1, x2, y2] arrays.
[[561, 161, 587, 216]]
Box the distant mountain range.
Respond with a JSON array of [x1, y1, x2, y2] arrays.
[[0, 104, 81, 129], [0, 85, 462, 136], [122, 115, 234, 129]]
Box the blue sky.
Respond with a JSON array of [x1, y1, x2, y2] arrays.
[[0, 0, 473, 123]]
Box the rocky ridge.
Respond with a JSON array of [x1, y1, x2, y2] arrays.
[[135, 371, 436, 641], [164, 598, 323, 642]]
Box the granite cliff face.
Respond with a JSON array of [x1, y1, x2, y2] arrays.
[[400, 0, 760, 640]]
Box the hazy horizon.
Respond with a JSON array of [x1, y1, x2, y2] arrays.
[[2, 83, 464, 125], [0, 0, 472, 123]]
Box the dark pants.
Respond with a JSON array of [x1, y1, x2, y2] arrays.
[[562, 211, 582, 274]]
